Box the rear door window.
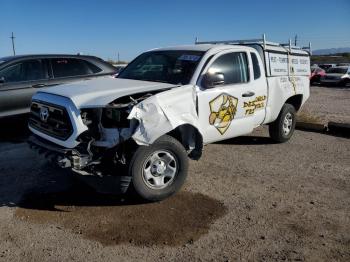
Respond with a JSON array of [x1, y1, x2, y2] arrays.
[[51, 58, 92, 78]]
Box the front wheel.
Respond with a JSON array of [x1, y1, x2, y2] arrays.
[[129, 135, 188, 201], [269, 103, 296, 143]]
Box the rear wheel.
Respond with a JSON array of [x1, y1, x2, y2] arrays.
[[129, 135, 188, 201], [269, 103, 296, 143]]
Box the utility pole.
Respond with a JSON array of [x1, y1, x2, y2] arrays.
[[10, 32, 16, 56], [294, 34, 298, 46], [117, 52, 120, 63]]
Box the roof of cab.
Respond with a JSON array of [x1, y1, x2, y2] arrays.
[[150, 44, 247, 53]]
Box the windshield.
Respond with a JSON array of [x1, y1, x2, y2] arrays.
[[327, 67, 347, 74], [118, 51, 204, 85]]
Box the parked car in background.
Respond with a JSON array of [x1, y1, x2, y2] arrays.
[[320, 66, 350, 86], [310, 66, 326, 84], [0, 54, 117, 118], [319, 64, 336, 71]]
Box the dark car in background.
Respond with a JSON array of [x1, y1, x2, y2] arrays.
[[0, 54, 117, 118]]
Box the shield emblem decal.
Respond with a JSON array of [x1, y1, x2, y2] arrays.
[[209, 93, 238, 135]]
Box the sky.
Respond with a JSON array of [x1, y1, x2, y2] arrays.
[[1, 0, 350, 61]]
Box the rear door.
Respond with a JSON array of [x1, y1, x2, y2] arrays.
[[196, 49, 268, 144], [0, 59, 49, 117]]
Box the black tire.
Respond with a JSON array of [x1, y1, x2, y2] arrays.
[[129, 135, 188, 201], [269, 103, 296, 143]]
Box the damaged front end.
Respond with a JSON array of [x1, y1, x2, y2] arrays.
[[28, 92, 154, 176], [66, 92, 158, 174], [29, 85, 203, 179]]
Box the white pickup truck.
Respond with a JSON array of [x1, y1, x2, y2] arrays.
[[28, 36, 311, 201]]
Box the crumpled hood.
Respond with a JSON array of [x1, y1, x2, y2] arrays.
[[37, 76, 175, 108]]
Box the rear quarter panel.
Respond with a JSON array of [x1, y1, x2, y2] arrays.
[[264, 76, 310, 124], [263, 51, 310, 123]]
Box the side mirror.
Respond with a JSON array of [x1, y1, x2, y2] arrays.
[[202, 72, 225, 89], [0, 77, 5, 84]]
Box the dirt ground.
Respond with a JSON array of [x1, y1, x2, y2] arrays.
[[298, 85, 350, 124], [0, 86, 349, 261]]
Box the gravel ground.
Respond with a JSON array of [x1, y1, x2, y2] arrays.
[[298, 85, 350, 124], [0, 125, 349, 261]]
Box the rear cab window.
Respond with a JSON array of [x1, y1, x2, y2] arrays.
[[250, 52, 261, 79]]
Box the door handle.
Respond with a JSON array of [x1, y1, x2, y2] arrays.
[[32, 84, 46, 88], [242, 91, 255, 97]]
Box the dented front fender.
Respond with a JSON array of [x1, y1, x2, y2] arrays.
[[128, 85, 201, 145]]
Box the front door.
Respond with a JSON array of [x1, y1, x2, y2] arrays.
[[0, 59, 49, 117], [196, 50, 267, 144]]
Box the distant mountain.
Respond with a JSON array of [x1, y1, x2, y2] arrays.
[[313, 47, 350, 55]]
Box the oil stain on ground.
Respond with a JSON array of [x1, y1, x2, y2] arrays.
[[15, 188, 227, 246]]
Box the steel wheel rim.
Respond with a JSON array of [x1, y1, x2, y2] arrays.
[[142, 150, 178, 189], [282, 112, 293, 135]]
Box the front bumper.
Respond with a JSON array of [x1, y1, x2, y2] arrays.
[[320, 79, 341, 85], [28, 135, 132, 194], [28, 135, 91, 169]]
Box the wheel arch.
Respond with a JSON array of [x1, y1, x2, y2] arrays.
[[166, 124, 203, 160], [285, 94, 303, 111]]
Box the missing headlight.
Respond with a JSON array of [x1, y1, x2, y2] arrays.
[[101, 108, 130, 128]]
